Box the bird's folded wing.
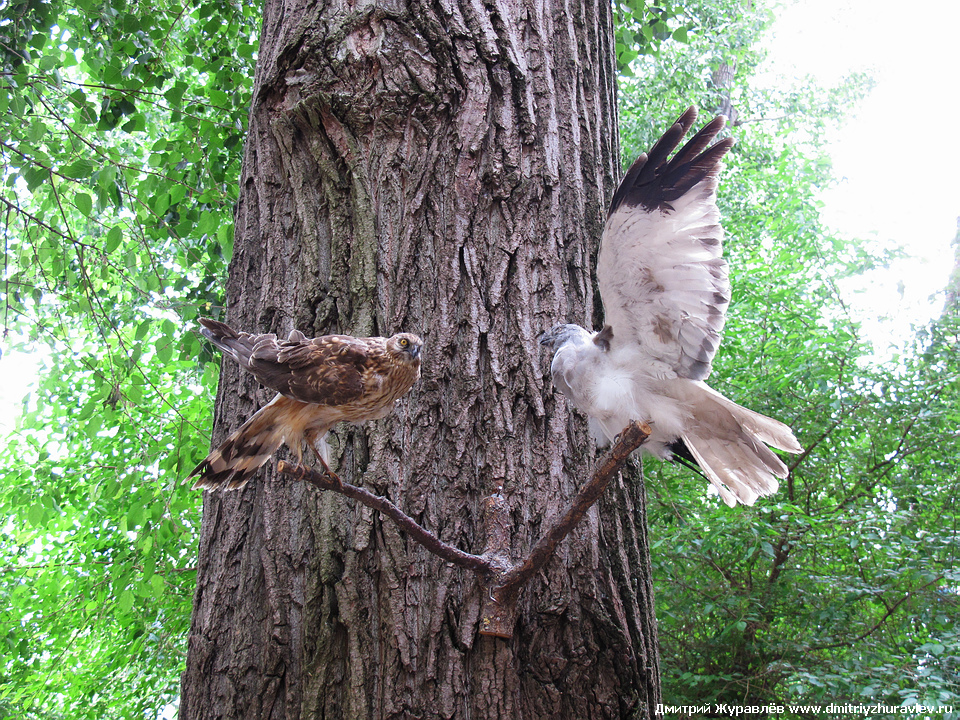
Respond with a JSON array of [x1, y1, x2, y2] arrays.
[[246, 334, 372, 405], [199, 317, 372, 406], [597, 108, 734, 381]]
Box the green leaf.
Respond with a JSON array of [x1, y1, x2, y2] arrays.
[[27, 503, 45, 527], [27, 118, 47, 143], [75, 192, 93, 215], [150, 574, 165, 598], [105, 225, 123, 252], [103, 63, 123, 85], [62, 158, 96, 178], [39, 54, 60, 71], [135, 319, 151, 341]]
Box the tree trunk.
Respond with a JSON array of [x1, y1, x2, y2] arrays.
[[180, 0, 662, 717]]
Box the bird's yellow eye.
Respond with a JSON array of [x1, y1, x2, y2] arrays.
[[399, 337, 409, 348]]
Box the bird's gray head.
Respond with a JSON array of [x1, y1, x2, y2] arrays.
[[538, 324, 591, 353], [387, 333, 423, 364]]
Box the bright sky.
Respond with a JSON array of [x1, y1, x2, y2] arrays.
[[0, 344, 40, 434], [762, 0, 960, 353]]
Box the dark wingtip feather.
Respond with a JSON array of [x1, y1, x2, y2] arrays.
[[643, 106, 698, 173], [667, 136, 735, 202], [668, 115, 726, 166], [608, 153, 649, 214], [609, 107, 733, 216]]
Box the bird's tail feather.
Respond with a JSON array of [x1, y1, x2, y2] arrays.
[[682, 430, 787, 506], [189, 400, 286, 490], [681, 387, 801, 507], [698, 383, 803, 454], [199, 317, 257, 368]]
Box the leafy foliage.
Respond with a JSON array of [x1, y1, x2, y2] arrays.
[[612, 0, 775, 74], [617, 7, 960, 715], [0, 0, 257, 716], [613, 0, 689, 71]]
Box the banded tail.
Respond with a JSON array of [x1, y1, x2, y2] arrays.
[[189, 397, 287, 490]]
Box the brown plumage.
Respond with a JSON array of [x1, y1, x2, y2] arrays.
[[189, 318, 423, 490]]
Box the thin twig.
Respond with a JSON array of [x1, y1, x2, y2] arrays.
[[807, 573, 946, 652]]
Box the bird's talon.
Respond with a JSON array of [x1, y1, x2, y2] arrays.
[[315, 455, 344, 489]]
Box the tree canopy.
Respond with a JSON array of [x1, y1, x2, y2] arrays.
[[0, 1, 255, 715], [0, 0, 956, 717]]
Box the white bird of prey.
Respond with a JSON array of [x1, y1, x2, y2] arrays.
[[539, 107, 802, 506]]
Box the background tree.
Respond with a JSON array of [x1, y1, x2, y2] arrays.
[[178, 0, 663, 717], [0, 1, 256, 716], [615, 2, 959, 712]]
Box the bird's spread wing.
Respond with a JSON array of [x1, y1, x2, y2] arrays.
[[199, 318, 375, 406], [597, 107, 735, 381]]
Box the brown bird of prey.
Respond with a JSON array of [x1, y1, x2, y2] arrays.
[[539, 107, 802, 506], [189, 318, 422, 490]]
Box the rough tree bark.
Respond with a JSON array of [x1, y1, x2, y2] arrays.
[[180, 0, 662, 717]]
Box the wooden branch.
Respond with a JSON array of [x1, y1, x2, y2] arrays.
[[277, 420, 651, 640], [276, 461, 495, 579], [477, 489, 517, 638], [479, 421, 651, 637]]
